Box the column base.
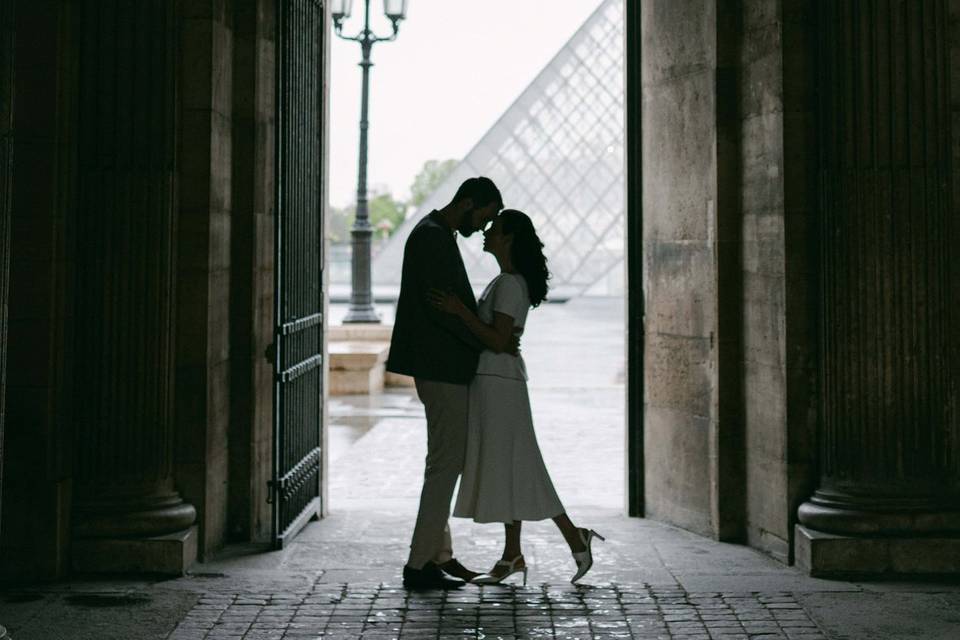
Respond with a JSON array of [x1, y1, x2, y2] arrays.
[[798, 493, 960, 535], [794, 524, 960, 578], [342, 306, 381, 323], [73, 494, 197, 539], [72, 525, 197, 575]]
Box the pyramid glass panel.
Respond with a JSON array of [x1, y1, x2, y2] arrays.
[[373, 0, 624, 299]]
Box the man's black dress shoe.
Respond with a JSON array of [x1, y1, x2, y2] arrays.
[[439, 558, 481, 582], [402, 562, 465, 590]]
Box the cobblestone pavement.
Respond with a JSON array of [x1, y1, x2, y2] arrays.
[[3, 299, 960, 640], [168, 583, 827, 640]]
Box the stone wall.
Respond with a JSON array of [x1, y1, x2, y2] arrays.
[[779, 0, 818, 563], [733, 0, 818, 562], [738, 0, 787, 558], [641, 0, 721, 538], [640, 0, 818, 554], [175, 0, 278, 556], [227, 0, 275, 544], [176, 0, 236, 559]]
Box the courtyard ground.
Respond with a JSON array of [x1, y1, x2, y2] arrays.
[[1, 298, 958, 639]]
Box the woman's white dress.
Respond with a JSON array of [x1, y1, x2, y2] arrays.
[[453, 273, 565, 523]]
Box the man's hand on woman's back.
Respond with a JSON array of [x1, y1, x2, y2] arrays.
[[506, 330, 522, 357]]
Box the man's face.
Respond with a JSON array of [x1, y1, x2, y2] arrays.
[[457, 201, 500, 237]]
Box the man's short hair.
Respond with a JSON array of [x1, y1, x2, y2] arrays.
[[451, 177, 503, 211]]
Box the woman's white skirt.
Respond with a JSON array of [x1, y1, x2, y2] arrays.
[[453, 374, 564, 523]]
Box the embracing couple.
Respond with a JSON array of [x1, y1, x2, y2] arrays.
[[386, 177, 603, 590]]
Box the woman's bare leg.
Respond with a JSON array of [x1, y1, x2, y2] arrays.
[[503, 520, 523, 560], [480, 521, 525, 579], [553, 513, 586, 553]]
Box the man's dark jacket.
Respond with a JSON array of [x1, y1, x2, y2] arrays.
[[386, 211, 482, 384]]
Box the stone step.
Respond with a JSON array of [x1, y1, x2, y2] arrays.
[[328, 335, 414, 393], [329, 341, 389, 395], [328, 341, 390, 370], [328, 323, 394, 342]]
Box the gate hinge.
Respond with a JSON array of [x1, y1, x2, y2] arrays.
[[264, 341, 276, 365]]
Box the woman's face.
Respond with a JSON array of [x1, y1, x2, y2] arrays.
[[482, 216, 511, 257]]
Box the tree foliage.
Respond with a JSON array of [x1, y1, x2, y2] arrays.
[[326, 189, 406, 243], [409, 159, 458, 207], [326, 158, 459, 244], [368, 192, 406, 235]]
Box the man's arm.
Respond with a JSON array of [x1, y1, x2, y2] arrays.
[[449, 306, 516, 354], [412, 228, 485, 351], [428, 276, 523, 355]]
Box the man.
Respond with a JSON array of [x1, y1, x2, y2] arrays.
[[387, 177, 504, 589]]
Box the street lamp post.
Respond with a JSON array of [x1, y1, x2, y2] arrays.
[[333, 0, 408, 323]]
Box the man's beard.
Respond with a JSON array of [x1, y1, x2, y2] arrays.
[[457, 209, 478, 237]]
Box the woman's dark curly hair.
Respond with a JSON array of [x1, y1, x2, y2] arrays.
[[500, 209, 550, 307]]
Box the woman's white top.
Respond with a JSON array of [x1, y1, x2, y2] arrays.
[[474, 272, 530, 381]]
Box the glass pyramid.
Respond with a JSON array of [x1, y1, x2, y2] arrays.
[[373, 0, 624, 299]]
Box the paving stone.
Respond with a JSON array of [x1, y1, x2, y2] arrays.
[[154, 583, 828, 639]]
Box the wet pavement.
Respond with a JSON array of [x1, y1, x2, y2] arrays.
[[3, 298, 960, 639], [327, 296, 626, 513], [166, 583, 827, 640]]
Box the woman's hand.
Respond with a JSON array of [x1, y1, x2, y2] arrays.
[[428, 288, 466, 316]]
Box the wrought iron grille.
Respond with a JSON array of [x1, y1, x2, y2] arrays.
[[272, 0, 325, 548]]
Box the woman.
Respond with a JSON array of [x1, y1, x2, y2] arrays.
[[429, 209, 603, 585]]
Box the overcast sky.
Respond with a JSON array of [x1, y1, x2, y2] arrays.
[[329, 0, 605, 208]]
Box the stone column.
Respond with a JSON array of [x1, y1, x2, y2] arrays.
[[71, 0, 196, 573], [0, 0, 14, 553], [0, 2, 15, 540], [796, 0, 960, 576]]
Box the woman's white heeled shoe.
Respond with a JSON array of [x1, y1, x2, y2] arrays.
[[471, 555, 528, 586], [571, 528, 605, 583]]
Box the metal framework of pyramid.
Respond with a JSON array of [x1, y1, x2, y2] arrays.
[[372, 0, 624, 299]]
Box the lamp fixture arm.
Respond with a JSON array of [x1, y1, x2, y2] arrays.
[[333, 23, 400, 44]]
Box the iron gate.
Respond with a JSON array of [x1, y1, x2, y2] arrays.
[[271, 0, 326, 548]]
